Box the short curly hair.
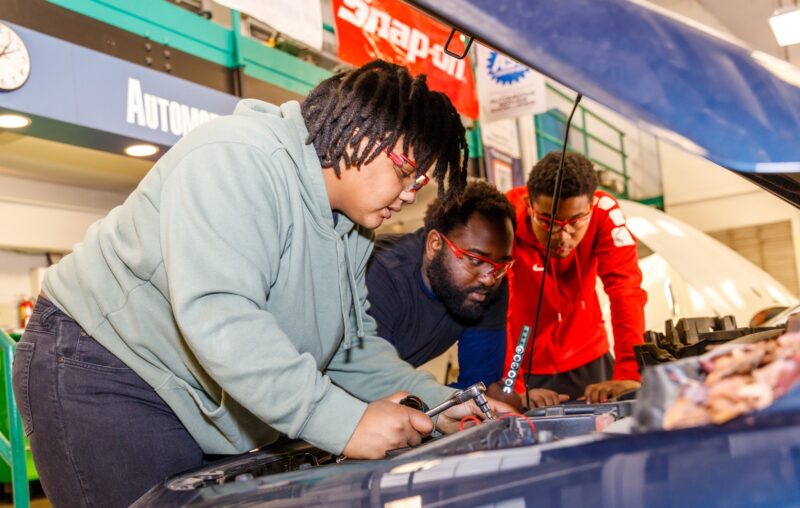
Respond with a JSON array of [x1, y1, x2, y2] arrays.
[[424, 180, 516, 236], [526, 151, 598, 200]]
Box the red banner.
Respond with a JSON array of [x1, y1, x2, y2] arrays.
[[331, 0, 479, 119]]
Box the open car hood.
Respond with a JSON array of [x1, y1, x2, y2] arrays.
[[405, 0, 800, 206]]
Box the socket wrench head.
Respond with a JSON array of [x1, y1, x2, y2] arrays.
[[474, 393, 494, 419], [454, 382, 487, 404]]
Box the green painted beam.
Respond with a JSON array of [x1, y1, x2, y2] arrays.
[[239, 37, 330, 95], [638, 195, 665, 210], [47, 0, 330, 96], [48, 0, 234, 66]]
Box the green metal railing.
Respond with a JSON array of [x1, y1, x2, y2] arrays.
[[0, 331, 29, 508], [535, 84, 630, 198]]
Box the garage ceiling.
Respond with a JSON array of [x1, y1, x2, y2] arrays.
[[1, 0, 796, 197], [651, 0, 800, 66], [0, 132, 151, 194]]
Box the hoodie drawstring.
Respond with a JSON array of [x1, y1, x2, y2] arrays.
[[574, 254, 586, 310], [342, 244, 365, 362], [548, 262, 563, 323]]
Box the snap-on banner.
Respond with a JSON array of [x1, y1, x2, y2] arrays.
[[332, 0, 479, 119]]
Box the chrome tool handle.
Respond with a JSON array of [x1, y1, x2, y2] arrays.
[[425, 382, 492, 419]]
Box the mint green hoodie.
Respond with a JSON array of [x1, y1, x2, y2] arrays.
[[43, 99, 453, 455]]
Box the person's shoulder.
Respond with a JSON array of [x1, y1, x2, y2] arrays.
[[367, 231, 423, 303], [592, 190, 630, 224], [590, 190, 636, 249], [370, 230, 423, 277], [592, 190, 622, 213], [176, 99, 301, 155], [505, 186, 529, 208]]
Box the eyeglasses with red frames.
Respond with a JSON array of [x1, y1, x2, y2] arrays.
[[529, 208, 592, 234], [439, 232, 515, 280], [386, 148, 430, 192]]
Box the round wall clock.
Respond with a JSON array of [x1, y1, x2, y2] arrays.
[[0, 22, 31, 91]]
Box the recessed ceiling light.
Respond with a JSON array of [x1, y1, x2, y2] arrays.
[[769, 7, 800, 47], [0, 114, 31, 129], [125, 144, 159, 157]]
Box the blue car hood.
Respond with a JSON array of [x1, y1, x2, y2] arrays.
[[407, 0, 800, 203]]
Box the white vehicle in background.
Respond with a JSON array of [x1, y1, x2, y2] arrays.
[[764, 302, 800, 327], [605, 199, 797, 334]]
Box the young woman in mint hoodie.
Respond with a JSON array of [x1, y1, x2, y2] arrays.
[[14, 60, 511, 507]]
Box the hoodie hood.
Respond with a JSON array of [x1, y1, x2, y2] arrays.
[[233, 100, 363, 350], [233, 99, 351, 235], [506, 186, 539, 253]]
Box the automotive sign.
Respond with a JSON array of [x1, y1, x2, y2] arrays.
[[0, 21, 238, 148], [332, 0, 479, 119]]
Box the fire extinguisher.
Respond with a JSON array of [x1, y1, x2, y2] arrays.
[[18, 296, 34, 329]]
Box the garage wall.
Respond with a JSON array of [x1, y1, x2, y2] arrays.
[[0, 174, 127, 330], [0, 250, 48, 330], [659, 141, 800, 230], [0, 174, 125, 252], [659, 140, 800, 296], [709, 221, 800, 297]]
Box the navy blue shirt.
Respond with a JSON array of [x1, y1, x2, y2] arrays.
[[366, 229, 507, 388]]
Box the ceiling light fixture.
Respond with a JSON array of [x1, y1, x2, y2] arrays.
[[0, 114, 31, 129], [769, 6, 800, 47], [124, 144, 159, 157]]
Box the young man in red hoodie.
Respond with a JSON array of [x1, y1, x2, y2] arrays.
[[505, 152, 647, 407]]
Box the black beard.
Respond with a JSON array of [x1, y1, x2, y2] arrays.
[[427, 251, 499, 322]]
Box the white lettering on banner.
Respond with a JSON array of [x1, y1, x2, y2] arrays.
[[125, 78, 218, 137], [336, 0, 466, 81]]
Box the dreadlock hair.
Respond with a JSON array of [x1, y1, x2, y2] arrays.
[[301, 60, 469, 200], [527, 151, 598, 200], [424, 180, 516, 236]]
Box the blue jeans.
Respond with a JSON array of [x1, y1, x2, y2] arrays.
[[11, 296, 206, 507]]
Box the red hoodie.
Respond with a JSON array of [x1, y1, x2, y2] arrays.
[[505, 187, 647, 393]]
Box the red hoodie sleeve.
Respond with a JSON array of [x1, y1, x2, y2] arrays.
[[592, 194, 647, 382]]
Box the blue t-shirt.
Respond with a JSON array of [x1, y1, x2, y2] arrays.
[[366, 229, 507, 389]]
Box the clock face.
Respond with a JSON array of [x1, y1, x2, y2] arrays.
[[0, 22, 31, 91]]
